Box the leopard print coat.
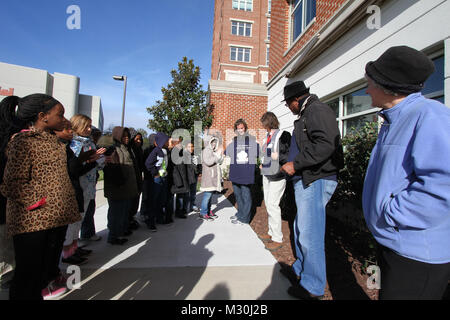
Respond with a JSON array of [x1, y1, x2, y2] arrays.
[[0, 129, 81, 237]]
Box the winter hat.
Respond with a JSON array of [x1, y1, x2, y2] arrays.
[[282, 81, 310, 101], [365, 46, 435, 95]]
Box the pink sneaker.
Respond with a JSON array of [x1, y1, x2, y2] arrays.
[[53, 273, 69, 287], [42, 282, 67, 300]]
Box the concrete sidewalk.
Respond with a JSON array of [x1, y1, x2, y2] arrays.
[[1, 181, 294, 300]]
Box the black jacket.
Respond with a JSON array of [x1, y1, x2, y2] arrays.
[[170, 146, 189, 194], [64, 142, 96, 212], [292, 94, 344, 186]]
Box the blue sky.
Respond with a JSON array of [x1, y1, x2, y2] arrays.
[[0, 0, 215, 134]]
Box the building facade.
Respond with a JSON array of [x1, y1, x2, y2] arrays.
[[268, 0, 449, 135], [0, 62, 104, 130], [209, 0, 272, 143]]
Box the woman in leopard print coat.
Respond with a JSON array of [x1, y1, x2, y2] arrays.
[[0, 94, 80, 300]]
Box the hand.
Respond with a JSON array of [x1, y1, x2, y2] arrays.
[[78, 148, 96, 163], [96, 147, 106, 155], [281, 162, 296, 176]]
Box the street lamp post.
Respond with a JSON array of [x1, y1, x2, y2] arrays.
[[113, 75, 127, 127]]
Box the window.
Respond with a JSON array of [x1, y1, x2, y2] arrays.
[[231, 20, 252, 37], [328, 98, 339, 118], [422, 55, 444, 103], [343, 87, 372, 116], [326, 86, 380, 137], [268, 0, 272, 14], [266, 46, 270, 66], [267, 20, 271, 40], [291, 0, 316, 42], [233, 0, 253, 11], [230, 46, 251, 63]]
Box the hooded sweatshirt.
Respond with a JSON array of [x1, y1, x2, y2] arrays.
[[145, 132, 170, 178], [103, 127, 138, 200]]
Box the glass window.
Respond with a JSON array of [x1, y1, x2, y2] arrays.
[[343, 87, 372, 116], [327, 98, 339, 118], [267, 21, 271, 40], [231, 21, 252, 37], [268, 0, 272, 14], [266, 47, 270, 66], [344, 113, 379, 136], [230, 47, 251, 63], [422, 55, 444, 102], [233, 0, 253, 11], [291, 0, 316, 41]]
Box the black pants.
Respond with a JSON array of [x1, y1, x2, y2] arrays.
[[10, 225, 68, 300], [378, 245, 450, 300]]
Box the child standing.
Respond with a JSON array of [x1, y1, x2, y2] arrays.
[[145, 133, 171, 227], [184, 142, 201, 214], [103, 127, 138, 245], [199, 134, 224, 221]]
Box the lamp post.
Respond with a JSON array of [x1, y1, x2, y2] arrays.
[[113, 75, 127, 127]]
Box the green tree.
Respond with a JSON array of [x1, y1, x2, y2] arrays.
[[147, 57, 213, 138]]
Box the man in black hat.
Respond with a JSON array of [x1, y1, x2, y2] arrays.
[[280, 80, 344, 300], [362, 45, 450, 300]]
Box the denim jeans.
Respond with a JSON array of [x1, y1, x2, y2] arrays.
[[292, 177, 337, 296], [175, 193, 188, 215], [184, 183, 198, 212], [80, 199, 96, 239], [107, 199, 131, 241], [232, 183, 252, 223], [200, 191, 214, 216]]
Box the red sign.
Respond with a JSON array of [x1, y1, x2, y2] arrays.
[[0, 87, 14, 96]]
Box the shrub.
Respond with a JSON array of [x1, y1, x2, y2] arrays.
[[331, 121, 379, 210]]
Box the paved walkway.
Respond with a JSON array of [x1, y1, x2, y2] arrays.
[[0, 181, 294, 300]]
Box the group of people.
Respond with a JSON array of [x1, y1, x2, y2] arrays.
[[0, 95, 106, 300], [0, 45, 449, 301]]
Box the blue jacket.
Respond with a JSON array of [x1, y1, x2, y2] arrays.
[[362, 93, 450, 264]]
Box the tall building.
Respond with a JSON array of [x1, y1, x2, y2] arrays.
[[267, 0, 449, 136], [209, 0, 272, 144], [0, 62, 104, 130]]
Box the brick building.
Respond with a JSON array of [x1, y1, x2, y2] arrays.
[[208, 0, 272, 145], [267, 0, 449, 135]]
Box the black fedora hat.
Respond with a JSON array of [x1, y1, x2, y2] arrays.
[[282, 81, 310, 102], [365, 46, 435, 95]]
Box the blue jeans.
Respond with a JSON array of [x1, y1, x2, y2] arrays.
[[107, 199, 131, 242], [292, 177, 337, 296], [200, 191, 214, 216], [184, 183, 198, 212], [232, 183, 252, 223]]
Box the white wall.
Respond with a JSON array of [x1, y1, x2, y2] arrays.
[[0, 62, 50, 101], [52, 72, 80, 121], [0, 62, 103, 130], [268, 0, 450, 131]]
